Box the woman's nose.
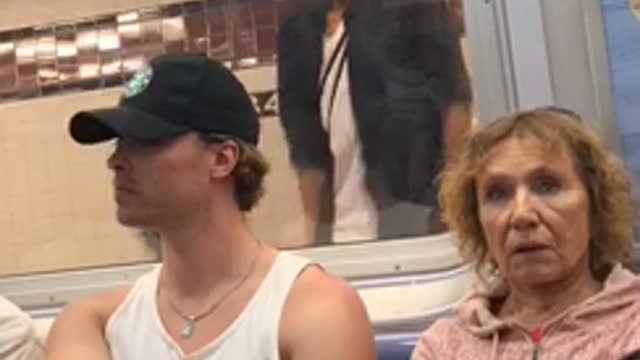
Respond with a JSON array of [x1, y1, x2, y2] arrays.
[[510, 188, 539, 230]]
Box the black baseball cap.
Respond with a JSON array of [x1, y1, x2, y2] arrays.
[[69, 53, 260, 145]]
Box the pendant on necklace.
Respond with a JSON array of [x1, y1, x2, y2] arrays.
[[180, 318, 196, 340]]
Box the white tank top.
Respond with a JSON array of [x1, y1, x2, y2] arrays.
[[105, 252, 312, 360]]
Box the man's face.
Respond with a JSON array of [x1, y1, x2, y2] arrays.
[[106, 133, 218, 229]]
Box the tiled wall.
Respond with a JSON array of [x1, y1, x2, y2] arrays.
[[0, 90, 156, 275]]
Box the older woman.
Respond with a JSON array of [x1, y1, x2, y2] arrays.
[[413, 108, 640, 359]]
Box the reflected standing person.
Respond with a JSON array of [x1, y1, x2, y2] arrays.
[[278, 0, 471, 244], [413, 108, 640, 359]]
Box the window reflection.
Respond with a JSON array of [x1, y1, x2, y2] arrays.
[[206, 2, 233, 67], [97, 18, 122, 85], [76, 21, 100, 84], [162, 4, 186, 53], [35, 29, 58, 91], [118, 11, 144, 72], [56, 25, 79, 88], [15, 29, 38, 97], [0, 32, 16, 96], [0, 0, 302, 100], [230, 0, 259, 68], [120, 10, 164, 73], [184, 1, 208, 54], [254, 0, 278, 64], [277, 0, 472, 245], [0, 0, 475, 275]]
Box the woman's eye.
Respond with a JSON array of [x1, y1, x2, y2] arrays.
[[485, 186, 508, 202], [534, 178, 561, 194]]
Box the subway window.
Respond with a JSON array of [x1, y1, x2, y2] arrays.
[[599, 0, 640, 242], [0, 0, 474, 276]]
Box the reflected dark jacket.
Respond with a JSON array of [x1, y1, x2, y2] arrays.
[[277, 0, 471, 240]]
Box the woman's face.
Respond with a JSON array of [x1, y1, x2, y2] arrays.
[[476, 136, 592, 287]]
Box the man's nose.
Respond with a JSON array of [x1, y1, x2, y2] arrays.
[[107, 142, 128, 172]]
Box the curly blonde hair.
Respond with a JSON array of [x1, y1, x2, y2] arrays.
[[439, 108, 633, 280]]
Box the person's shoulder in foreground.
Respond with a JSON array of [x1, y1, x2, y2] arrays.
[[0, 295, 44, 359], [46, 288, 128, 360]]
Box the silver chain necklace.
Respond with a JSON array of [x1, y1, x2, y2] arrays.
[[161, 244, 262, 340]]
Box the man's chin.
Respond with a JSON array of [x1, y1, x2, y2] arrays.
[[116, 212, 147, 228]]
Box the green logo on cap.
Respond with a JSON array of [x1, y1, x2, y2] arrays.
[[124, 65, 153, 98]]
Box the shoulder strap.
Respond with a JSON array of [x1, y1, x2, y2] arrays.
[[319, 29, 350, 132]]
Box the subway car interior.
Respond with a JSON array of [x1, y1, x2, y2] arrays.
[[0, 0, 638, 359]]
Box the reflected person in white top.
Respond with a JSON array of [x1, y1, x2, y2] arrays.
[[278, 0, 472, 244], [0, 296, 43, 360], [45, 54, 375, 360]]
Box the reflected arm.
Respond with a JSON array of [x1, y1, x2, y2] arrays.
[[443, 102, 471, 162], [296, 168, 330, 244], [387, 2, 473, 162], [440, 10, 473, 162], [277, 14, 333, 244]]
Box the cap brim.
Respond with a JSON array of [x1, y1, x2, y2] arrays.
[[69, 106, 189, 144]]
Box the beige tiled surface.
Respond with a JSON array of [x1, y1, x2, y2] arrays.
[[247, 115, 308, 249], [0, 89, 305, 276], [0, 91, 153, 276]]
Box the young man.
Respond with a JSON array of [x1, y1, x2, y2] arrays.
[[46, 54, 376, 359], [278, 0, 472, 244]]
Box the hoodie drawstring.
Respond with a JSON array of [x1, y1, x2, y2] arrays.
[[488, 327, 544, 360], [489, 332, 499, 360], [530, 328, 545, 360]]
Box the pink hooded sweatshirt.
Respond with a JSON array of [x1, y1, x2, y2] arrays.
[[412, 265, 640, 360]]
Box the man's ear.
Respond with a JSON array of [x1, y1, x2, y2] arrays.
[[208, 140, 240, 180]]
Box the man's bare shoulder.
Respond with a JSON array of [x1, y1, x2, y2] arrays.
[[285, 266, 361, 309], [280, 266, 376, 360], [60, 287, 129, 325], [45, 287, 131, 360]]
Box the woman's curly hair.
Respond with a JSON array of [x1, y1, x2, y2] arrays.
[[439, 108, 633, 280]]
